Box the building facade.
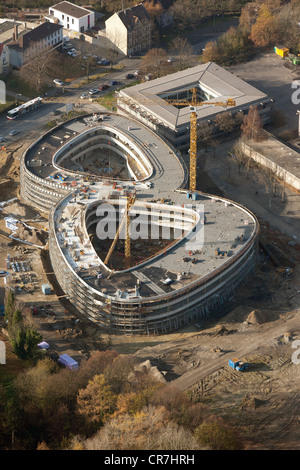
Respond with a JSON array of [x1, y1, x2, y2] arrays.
[[46, 1, 95, 32], [7, 22, 63, 67], [105, 3, 152, 56]]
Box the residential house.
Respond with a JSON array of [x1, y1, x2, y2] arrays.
[[45, 1, 95, 33], [105, 3, 152, 57], [7, 22, 63, 68], [0, 43, 9, 75]]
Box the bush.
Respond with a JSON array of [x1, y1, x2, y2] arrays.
[[194, 418, 243, 450]]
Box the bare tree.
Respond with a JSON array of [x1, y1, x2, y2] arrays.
[[18, 43, 59, 92], [140, 48, 168, 78], [168, 36, 195, 70], [214, 111, 236, 134], [104, 38, 122, 69], [197, 121, 214, 151]]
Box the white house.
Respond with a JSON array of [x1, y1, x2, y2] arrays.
[[46, 1, 95, 33]]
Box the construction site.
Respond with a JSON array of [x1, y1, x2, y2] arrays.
[[0, 57, 300, 448]]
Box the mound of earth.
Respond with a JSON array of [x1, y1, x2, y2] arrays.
[[12, 222, 48, 247], [246, 309, 269, 325], [2, 199, 37, 219]]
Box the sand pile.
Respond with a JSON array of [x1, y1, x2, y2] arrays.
[[246, 309, 269, 325], [12, 222, 48, 247]]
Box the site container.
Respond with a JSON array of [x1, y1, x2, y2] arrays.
[[42, 284, 51, 295], [274, 46, 289, 57], [58, 354, 79, 370]]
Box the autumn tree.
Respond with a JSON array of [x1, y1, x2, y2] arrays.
[[241, 105, 265, 142], [77, 374, 117, 425], [143, 0, 164, 20], [202, 27, 253, 65], [250, 4, 280, 47]]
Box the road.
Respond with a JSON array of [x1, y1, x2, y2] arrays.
[[0, 59, 142, 145], [172, 309, 300, 391]]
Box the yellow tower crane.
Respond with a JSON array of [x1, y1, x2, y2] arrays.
[[99, 89, 235, 192], [165, 88, 236, 191], [104, 192, 136, 268]]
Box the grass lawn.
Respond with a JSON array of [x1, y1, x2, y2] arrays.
[[4, 73, 37, 99]]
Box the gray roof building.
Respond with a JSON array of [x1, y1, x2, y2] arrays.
[[117, 62, 272, 147]]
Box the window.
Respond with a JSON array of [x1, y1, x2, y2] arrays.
[[62, 14, 64, 19], [72, 18, 74, 24]]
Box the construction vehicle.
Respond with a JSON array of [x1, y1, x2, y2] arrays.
[[228, 358, 248, 372]]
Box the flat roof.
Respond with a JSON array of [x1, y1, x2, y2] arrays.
[[118, 62, 269, 130], [50, 1, 93, 18]]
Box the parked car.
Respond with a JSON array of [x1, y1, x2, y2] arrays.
[[167, 57, 175, 63], [53, 79, 64, 86], [0, 137, 6, 142], [110, 80, 119, 86], [125, 73, 134, 79], [50, 110, 61, 115], [99, 84, 109, 91], [9, 130, 20, 136], [99, 59, 110, 66], [80, 93, 88, 99], [89, 88, 99, 95]]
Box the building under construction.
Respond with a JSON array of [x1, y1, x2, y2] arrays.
[[20, 112, 259, 334]]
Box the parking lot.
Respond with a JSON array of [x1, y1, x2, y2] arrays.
[[228, 52, 300, 133]]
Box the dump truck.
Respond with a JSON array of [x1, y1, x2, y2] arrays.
[[228, 358, 248, 372]]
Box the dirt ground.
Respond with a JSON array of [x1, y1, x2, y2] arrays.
[[1, 132, 300, 449]]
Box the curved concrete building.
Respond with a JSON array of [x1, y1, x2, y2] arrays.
[[20, 112, 259, 334]]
